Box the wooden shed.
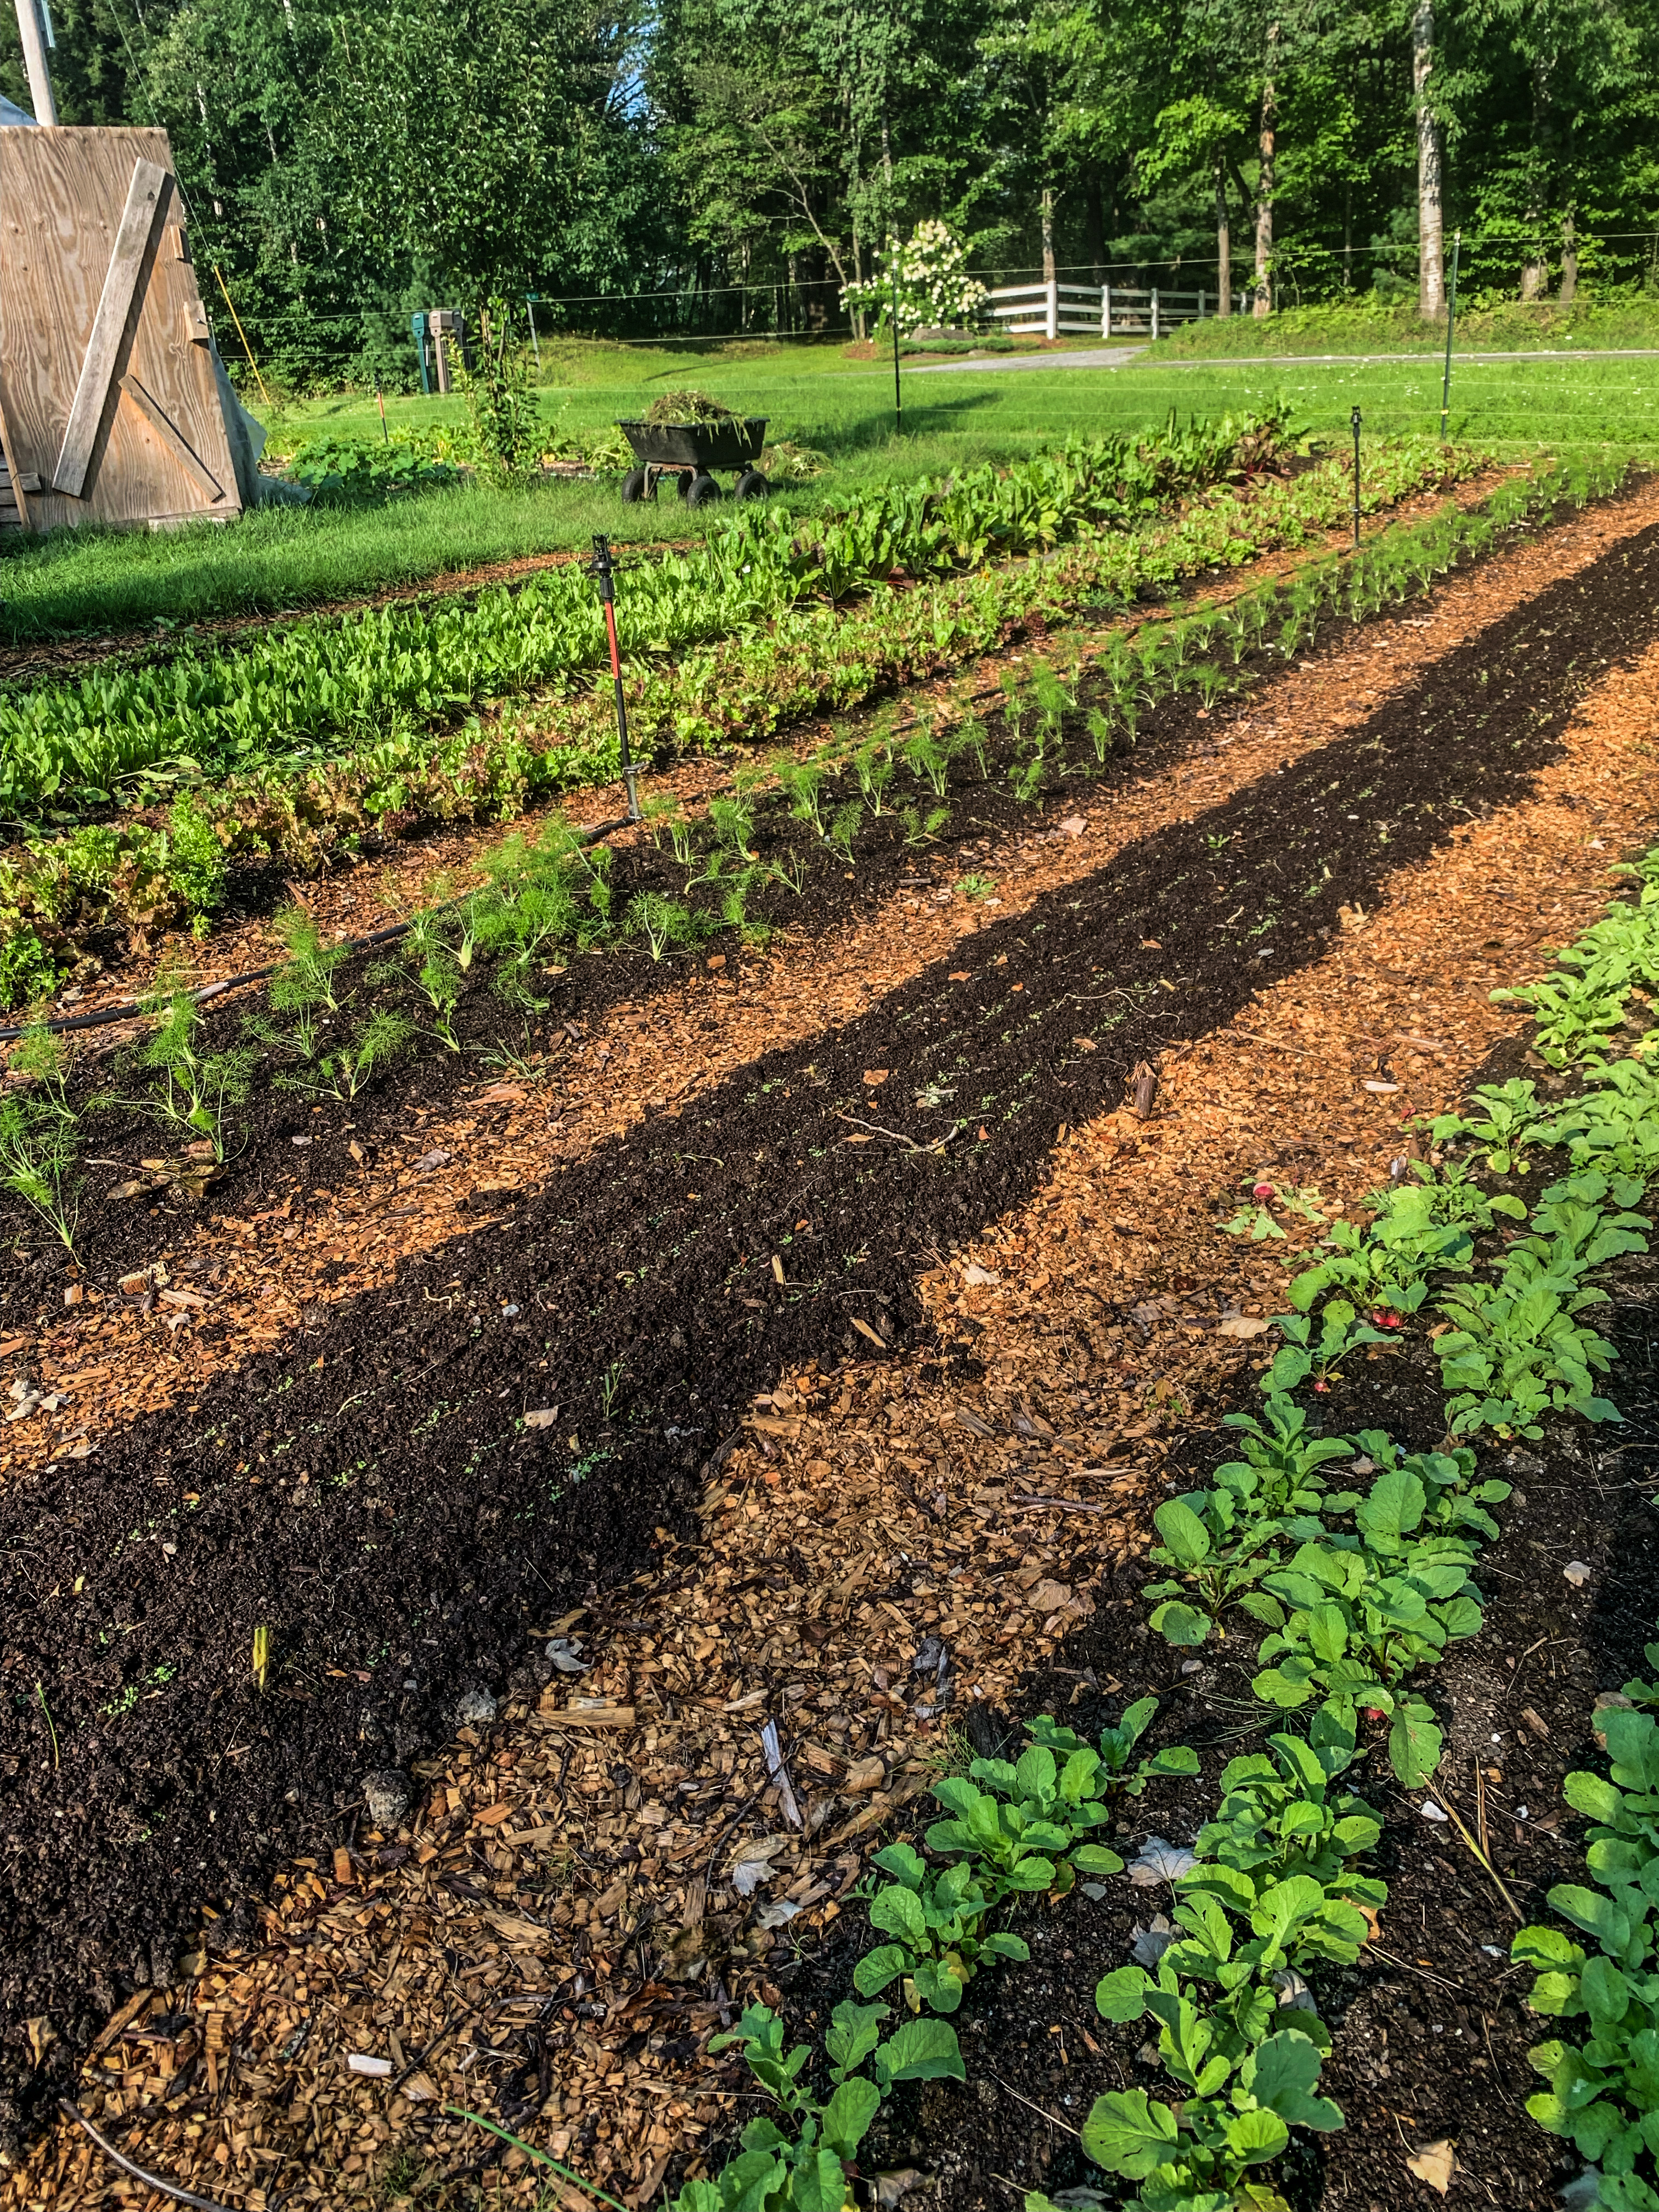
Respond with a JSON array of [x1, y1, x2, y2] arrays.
[[0, 125, 252, 532]]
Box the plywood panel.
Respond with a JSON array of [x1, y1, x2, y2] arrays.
[[54, 155, 170, 496], [0, 128, 242, 531]]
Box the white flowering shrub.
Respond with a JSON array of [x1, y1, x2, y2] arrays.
[[842, 220, 989, 335]]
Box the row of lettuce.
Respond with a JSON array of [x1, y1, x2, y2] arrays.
[[637, 840, 1659, 2210], [0, 450, 1618, 1011]]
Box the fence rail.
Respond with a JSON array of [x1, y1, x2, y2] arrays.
[[985, 280, 1248, 342]]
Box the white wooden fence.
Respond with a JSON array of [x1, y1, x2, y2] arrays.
[[986, 280, 1247, 342]]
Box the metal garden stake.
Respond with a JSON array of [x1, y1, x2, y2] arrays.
[[1350, 407, 1363, 550], [1440, 229, 1462, 442], [587, 534, 641, 822]]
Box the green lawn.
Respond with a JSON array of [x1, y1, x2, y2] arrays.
[[1, 329, 1652, 647], [1154, 296, 1659, 360], [1104, 346, 1659, 450]]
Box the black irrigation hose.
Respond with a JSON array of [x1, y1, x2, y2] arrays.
[[0, 814, 633, 1046], [57, 2099, 241, 2212]]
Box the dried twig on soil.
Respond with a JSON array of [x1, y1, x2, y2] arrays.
[[833, 1111, 961, 1153]]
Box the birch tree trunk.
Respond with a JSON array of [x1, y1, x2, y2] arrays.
[[1254, 23, 1277, 318], [1414, 0, 1445, 318], [1041, 185, 1056, 285]]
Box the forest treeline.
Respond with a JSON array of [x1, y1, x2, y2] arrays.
[[3, 0, 1657, 387]]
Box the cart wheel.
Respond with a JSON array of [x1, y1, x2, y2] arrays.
[[621, 467, 648, 504], [686, 472, 723, 508], [673, 469, 696, 501], [735, 469, 769, 501]]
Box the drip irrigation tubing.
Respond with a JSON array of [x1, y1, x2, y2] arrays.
[[56, 2101, 240, 2212]]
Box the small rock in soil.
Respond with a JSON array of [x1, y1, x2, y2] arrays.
[[360, 1770, 413, 1829], [454, 1688, 498, 1726]]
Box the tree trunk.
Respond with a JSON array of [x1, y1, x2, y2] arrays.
[[1520, 57, 1549, 301], [1084, 171, 1105, 282], [1414, 0, 1445, 318], [1253, 25, 1277, 318], [1040, 185, 1056, 285], [1215, 161, 1231, 315], [1559, 209, 1577, 302]]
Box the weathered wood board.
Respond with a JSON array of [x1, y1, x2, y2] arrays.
[[0, 127, 243, 531]]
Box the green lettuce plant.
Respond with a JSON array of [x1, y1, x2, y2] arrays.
[[1026, 1700, 1201, 1796], [1513, 1656, 1659, 2207], [667, 2000, 963, 2212]]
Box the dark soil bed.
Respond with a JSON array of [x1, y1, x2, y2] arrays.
[[4, 517, 1659, 2152]]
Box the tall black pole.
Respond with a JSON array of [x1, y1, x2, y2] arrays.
[[1351, 406, 1363, 551], [1440, 229, 1462, 443], [587, 534, 641, 822]]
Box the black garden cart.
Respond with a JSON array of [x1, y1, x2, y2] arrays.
[[616, 415, 769, 507]]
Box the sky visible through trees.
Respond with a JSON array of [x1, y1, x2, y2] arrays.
[[3, 0, 1657, 385]]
